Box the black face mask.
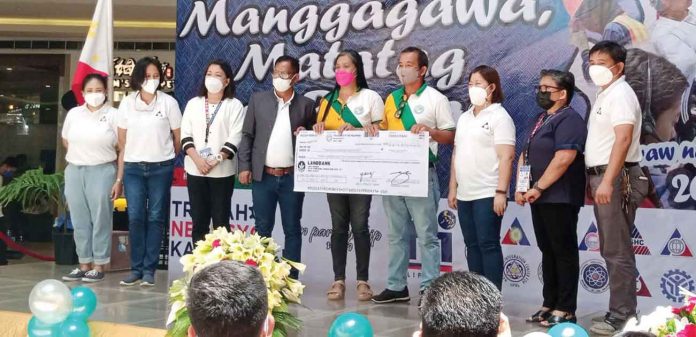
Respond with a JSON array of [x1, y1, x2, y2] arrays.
[[536, 91, 556, 110]]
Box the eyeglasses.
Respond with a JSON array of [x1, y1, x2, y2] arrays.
[[272, 72, 294, 80], [535, 85, 562, 93], [394, 95, 407, 119]]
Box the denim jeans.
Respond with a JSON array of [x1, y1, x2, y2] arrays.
[[64, 163, 116, 265], [457, 197, 504, 290], [252, 172, 304, 278], [123, 160, 174, 278], [383, 167, 440, 291]]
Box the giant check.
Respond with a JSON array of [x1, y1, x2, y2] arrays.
[[294, 130, 430, 197]]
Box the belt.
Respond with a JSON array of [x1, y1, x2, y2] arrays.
[[586, 162, 639, 176], [264, 166, 293, 177], [429, 162, 435, 169]]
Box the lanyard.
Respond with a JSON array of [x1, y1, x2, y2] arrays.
[[523, 106, 568, 165], [204, 98, 223, 144]]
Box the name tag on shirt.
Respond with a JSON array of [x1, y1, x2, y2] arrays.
[[517, 165, 531, 193]]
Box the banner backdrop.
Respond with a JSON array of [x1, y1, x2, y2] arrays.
[[172, 0, 696, 312]]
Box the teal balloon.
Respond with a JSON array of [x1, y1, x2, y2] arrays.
[[59, 318, 90, 337], [70, 287, 97, 319], [548, 323, 589, 337], [328, 312, 374, 337], [27, 316, 58, 337]]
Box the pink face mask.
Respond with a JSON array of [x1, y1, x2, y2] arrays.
[[335, 70, 356, 86]]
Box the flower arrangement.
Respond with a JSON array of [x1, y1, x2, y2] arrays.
[[166, 228, 306, 337], [624, 288, 696, 337]]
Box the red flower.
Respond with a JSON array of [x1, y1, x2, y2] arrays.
[[677, 324, 696, 337], [674, 302, 696, 316], [212, 239, 221, 248], [245, 259, 258, 267], [689, 297, 696, 305]]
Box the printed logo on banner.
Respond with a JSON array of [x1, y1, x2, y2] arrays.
[[502, 218, 530, 246], [660, 229, 693, 257], [661, 269, 696, 303], [632, 226, 652, 255], [409, 232, 453, 274], [636, 272, 652, 297], [580, 259, 610, 294], [438, 210, 457, 230], [503, 255, 530, 287], [579, 222, 600, 252]]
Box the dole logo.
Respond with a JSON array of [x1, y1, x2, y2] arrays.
[[502, 218, 530, 246], [579, 222, 600, 252], [660, 229, 693, 257]]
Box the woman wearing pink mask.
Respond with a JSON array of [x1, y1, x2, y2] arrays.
[[314, 50, 384, 301]]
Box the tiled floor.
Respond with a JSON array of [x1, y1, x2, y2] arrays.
[[0, 261, 603, 336]]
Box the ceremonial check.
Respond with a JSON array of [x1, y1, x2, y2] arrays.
[[294, 130, 430, 197]]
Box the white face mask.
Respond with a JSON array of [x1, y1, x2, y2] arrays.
[[397, 66, 420, 86], [468, 85, 490, 106], [205, 76, 224, 94], [272, 77, 293, 93], [84, 92, 106, 108], [141, 79, 160, 94], [589, 64, 617, 87]]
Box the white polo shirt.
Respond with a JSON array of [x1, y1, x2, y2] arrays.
[[317, 88, 385, 129], [454, 103, 516, 201], [181, 96, 246, 178], [117, 91, 182, 163], [585, 76, 642, 167], [382, 85, 456, 158], [265, 91, 294, 168], [62, 104, 118, 166]]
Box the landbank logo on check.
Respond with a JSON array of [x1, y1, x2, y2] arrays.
[[294, 131, 430, 197]]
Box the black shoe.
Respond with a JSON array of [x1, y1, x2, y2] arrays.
[[81, 270, 105, 283], [590, 315, 626, 335], [371, 287, 410, 304], [62, 268, 87, 281]]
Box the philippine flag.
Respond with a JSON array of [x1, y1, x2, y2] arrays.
[[71, 0, 113, 105]]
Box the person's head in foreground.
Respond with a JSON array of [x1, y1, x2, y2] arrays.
[[186, 260, 274, 337], [415, 271, 509, 337]]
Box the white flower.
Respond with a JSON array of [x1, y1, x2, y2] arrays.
[[166, 300, 186, 327]]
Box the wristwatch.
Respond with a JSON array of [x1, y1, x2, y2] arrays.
[[532, 182, 545, 194], [115, 178, 123, 185], [215, 154, 223, 163]]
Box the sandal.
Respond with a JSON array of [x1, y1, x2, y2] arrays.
[[541, 313, 577, 327], [526, 309, 552, 323], [356, 281, 373, 301], [327, 281, 345, 300]]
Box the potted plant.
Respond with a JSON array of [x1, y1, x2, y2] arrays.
[[0, 168, 77, 264]]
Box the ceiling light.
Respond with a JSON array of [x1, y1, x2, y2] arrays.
[[45, 85, 51, 88], [0, 17, 175, 29], [5, 67, 12, 71]]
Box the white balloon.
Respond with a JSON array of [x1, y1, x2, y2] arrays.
[[28, 279, 73, 324], [523, 332, 552, 337]]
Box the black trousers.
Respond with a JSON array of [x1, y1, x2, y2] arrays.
[[530, 203, 580, 313], [327, 193, 372, 281], [187, 174, 235, 245]]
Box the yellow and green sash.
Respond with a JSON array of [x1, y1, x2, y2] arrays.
[[389, 83, 437, 162], [322, 90, 362, 128]]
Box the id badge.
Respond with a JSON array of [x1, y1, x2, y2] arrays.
[[198, 147, 212, 158], [517, 165, 531, 193]]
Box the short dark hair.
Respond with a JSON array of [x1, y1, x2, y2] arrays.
[[540, 69, 576, 103], [589, 40, 627, 65], [613, 332, 658, 337], [1, 157, 17, 168], [81, 74, 108, 92], [187, 261, 268, 337], [469, 65, 505, 103], [274, 55, 300, 75], [130, 57, 163, 92], [198, 60, 236, 99], [81, 74, 109, 103], [400, 47, 429, 69], [421, 271, 502, 337]]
